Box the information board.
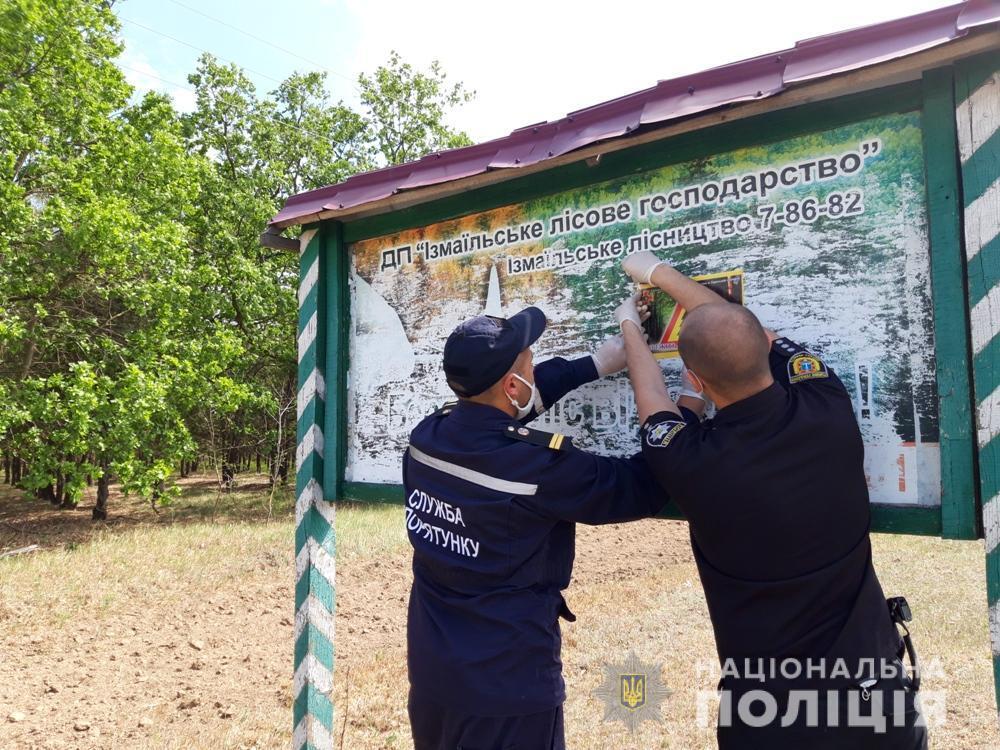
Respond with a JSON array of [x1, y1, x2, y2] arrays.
[[345, 111, 940, 506]]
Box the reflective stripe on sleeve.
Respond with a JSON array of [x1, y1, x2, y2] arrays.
[[408, 445, 539, 496]]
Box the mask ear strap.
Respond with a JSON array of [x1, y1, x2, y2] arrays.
[[508, 372, 539, 418], [678, 366, 706, 403], [508, 373, 531, 411], [680, 362, 703, 393]]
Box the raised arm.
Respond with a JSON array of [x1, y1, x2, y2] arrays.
[[614, 295, 679, 425], [623, 251, 721, 311], [526, 331, 632, 424], [523, 355, 597, 424], [526, 446, 668, 524]]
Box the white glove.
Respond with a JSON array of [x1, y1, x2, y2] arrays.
[[614, 294, 645, 332], [622, 251, 666, 285], [677, 366, 705, 402], [591, 335, 626, 377]]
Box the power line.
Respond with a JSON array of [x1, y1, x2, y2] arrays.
[[117, 62, 195, 94], [120, 15, 288, 87], [163, 0, 359, 90]]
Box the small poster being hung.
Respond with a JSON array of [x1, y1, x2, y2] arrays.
[[640, 269, 745, 358]]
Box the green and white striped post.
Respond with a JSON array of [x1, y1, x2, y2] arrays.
[[954, 53, 1000, 722], [294, 226, 336, 749]]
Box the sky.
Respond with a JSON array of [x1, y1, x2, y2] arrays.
[[115, 0, 954, 144]]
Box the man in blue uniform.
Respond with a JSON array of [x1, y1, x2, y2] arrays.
[[616, 251, 926, 749], [404, 307, 667, 750]]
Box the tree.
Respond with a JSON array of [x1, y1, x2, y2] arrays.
[[178, 51, 474, 491], [1, 0, 130, 377], [358, 51, 474, 166], [0, 1, 475, 518], [181, 55, 369, 487], [0, 2, 242, 513]]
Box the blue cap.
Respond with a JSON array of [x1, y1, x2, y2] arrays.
[[443, 307, 547, 397]]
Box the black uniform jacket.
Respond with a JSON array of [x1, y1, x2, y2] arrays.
[[641, 338, 901, 687]]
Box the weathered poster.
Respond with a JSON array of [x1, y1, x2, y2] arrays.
[[346, 111, 940, 506]]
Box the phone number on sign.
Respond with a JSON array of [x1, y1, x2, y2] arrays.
[[757, 190, 865, 229]]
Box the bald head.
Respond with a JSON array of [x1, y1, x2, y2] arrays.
[[678, 303, 773, 402]]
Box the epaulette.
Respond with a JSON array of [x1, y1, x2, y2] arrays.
[[771, 337, 807, 359], [431, 400, 458, 417], [503, 422, 572, 451]]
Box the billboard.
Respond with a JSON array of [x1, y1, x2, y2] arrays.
[[345, 111, 940, 506]]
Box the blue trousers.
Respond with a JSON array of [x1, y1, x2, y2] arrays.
[[408, 691, 565, 750]]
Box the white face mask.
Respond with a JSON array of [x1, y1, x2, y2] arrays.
[[508, 372, 543, 420]]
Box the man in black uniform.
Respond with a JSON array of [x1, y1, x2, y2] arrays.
[[404, 307, 667, 750], [616, 251, 926, 749]]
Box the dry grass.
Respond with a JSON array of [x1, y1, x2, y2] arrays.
[[1, 483, 998, 749], [334, 501, 407, 561], [334, 513, 1000, 750], [1, 477, 297, 750]]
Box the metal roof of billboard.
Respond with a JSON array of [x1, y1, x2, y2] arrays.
[[269, 0, 999, 230]]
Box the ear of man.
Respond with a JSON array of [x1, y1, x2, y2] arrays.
[[467, 349, 533, 408], [678, 303, 773, 402]]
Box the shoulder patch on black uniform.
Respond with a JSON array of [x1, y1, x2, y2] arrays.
[[503, 423, 571, 451], [431, 400, 458, 417], [643, 419, 686, 448], [787, 352, 829, 384]]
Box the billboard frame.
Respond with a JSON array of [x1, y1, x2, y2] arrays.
[[310, 74, 981, 540]]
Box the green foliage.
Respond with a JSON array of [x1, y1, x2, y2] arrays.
[[0, 0, 473, 511], [358, 51, 474, 166]]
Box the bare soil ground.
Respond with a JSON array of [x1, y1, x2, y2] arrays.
[[0, 476, 295, 750], [1, 478, 998, 749]]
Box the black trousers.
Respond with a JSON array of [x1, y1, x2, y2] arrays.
[[717, 666, 927, 750], [408, 691, 564, 750]]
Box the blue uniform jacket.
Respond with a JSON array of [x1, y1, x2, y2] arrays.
[[404, 356, 667, 716]]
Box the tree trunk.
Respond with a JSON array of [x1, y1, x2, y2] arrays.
[[59, 488, 75, 509], [92, 469, 110, 521], [18, 339, 36, 379], [41, 483, 58, 505], [150, 479, 166, 510], [278, 452, 289, 485]]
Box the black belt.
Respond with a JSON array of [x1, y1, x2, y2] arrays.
[[888, 596, 920, 691], [558, 595, 576, 622]]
